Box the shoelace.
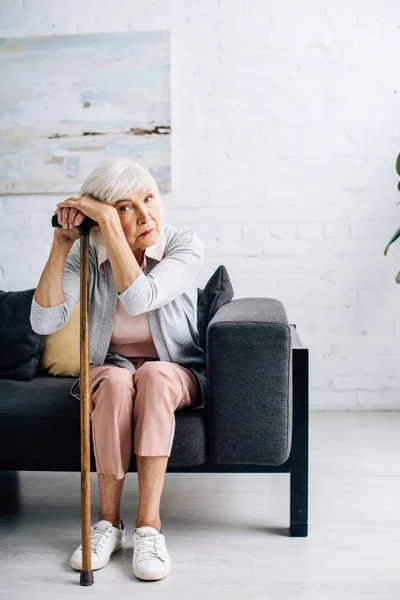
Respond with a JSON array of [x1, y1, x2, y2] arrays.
[[135, 531, 165, 563], [87, 524, 112, 555]]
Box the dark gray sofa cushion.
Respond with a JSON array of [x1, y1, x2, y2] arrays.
[[0, 289, 45, 381]]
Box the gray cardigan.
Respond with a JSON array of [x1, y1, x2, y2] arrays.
[[30, 223, 207, 410]]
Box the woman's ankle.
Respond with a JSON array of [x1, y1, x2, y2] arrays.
[[135, 517, 161, 533], [98, 515, 121, 528]]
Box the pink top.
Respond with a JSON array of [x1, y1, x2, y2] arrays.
[[97, 227, 167, 364]]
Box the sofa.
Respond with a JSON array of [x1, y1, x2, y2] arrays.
[[0, 266, 309, 537]]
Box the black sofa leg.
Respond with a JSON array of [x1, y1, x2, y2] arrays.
[[0, 470, 21, 516], [290, 347, 309, 537]]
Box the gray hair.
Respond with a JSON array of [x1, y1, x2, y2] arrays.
[[79, 158, 165, 248]]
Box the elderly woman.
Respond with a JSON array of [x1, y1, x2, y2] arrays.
[[30, 158, 206, 582]]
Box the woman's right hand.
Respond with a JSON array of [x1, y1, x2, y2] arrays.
[[53, 199, 88, 244]]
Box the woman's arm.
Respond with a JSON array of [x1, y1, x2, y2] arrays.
[[33, 236, 75, 308], [98, 214, 143, 295], [30, 237, 80, 335], [99, 215, 205, 316]]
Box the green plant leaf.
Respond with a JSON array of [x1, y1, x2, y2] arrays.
[[384, 226, 400, 255], [397, 153, 400, 176], [395, 271, 400, 284]]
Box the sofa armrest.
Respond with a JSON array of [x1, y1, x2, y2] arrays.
[[206, 297, 292, 465]]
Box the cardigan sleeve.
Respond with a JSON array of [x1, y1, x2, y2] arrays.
[[30, 240, 81, 335], [117, 228, 205, 316]]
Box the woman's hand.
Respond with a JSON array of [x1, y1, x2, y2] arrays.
[[56, 195, 117, 226], [53, 195, 117, 244]]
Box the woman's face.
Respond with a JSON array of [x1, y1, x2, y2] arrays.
[[113, 187, 161, 253]]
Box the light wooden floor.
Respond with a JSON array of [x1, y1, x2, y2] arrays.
[[0, 412, 399, 600]]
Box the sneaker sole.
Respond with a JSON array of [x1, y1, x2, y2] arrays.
[[132, 560, 171, 581], [71, 538, 125, 571]]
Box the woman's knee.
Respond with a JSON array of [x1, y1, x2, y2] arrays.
[[92, 367, 135, 409], [135, 360, 174, 379], [133, 361, 183, 408], [134, 361, 180, 388]]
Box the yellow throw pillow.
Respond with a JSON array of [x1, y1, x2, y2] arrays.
[[40, 301, 80, 376]]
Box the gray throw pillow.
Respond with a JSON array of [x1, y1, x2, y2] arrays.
[[197, 265, 234, 352]]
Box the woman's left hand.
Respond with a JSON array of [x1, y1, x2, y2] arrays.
[[56, 195, 117, 229]]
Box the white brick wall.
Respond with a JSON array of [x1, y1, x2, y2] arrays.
[[1, 0, 400, 409]]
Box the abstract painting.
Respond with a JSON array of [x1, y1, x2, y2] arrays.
[[0, 31, 171, 194]]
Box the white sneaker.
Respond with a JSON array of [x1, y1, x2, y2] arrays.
[[132, 526, 172, 581], [70, 519, 125, 571]]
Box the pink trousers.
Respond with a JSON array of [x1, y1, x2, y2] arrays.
[[78, 357, 199, 480]]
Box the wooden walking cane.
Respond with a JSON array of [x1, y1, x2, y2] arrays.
[[52, 213, 97, 586]]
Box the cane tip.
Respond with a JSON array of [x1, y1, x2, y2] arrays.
[[80, 570, 94, 586]]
